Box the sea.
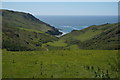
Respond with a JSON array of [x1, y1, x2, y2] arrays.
[[36, 16, 118, 35]]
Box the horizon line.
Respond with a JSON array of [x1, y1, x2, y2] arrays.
[[1, 9, 118, 16], [35, 15, 118, 16]]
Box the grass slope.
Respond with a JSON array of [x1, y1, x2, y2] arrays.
[[2, 26, 58, 51], [1, 9, 62, 35], [44, 23, 119, 50], [3, 50, 119, 78], [1, 9, 63, 51], [79, 23, 120, 49]]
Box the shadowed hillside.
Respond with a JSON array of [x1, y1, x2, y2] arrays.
[[2, 26, 58, 51], [1, 9, 62, 51]]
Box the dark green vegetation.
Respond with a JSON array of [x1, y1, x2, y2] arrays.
[[2, 26, 58, 51], [44, 23, 120, 50], [1, 9, 62, 51], [1, 10, 62, 35], [2, 50, 119, 78], [1, 9, 120, 78]]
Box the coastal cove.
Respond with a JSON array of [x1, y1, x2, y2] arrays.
[[36, 15, 118, 35]]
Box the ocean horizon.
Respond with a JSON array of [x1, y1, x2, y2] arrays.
[[36, 15, 118, 34]]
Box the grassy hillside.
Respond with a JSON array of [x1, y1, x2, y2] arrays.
[[44, 23, 120, 50], [80, 23, 120, 49], [2, 26, 58, 51], [1, 9, 63, 51], [1, 9, 62, 35], [3, 50, 119, 78]]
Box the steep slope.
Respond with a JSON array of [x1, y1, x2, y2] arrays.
[[80, 23, 120, 49], [2, 25, 58, 51], [1, 9, 62, 35], [1, 9, 60, 51], [44, 23, 120, 50], [62, 23, 120, 50]]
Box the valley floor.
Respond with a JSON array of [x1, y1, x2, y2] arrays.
[[2, 50, 119, 78]]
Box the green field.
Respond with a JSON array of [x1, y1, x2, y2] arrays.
[[2, 50, 119, 78]]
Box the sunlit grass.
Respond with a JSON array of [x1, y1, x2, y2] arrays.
[[2, 50, 118, 78]]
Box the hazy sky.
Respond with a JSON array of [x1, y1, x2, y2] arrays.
[[2, 2, 118, 16]]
